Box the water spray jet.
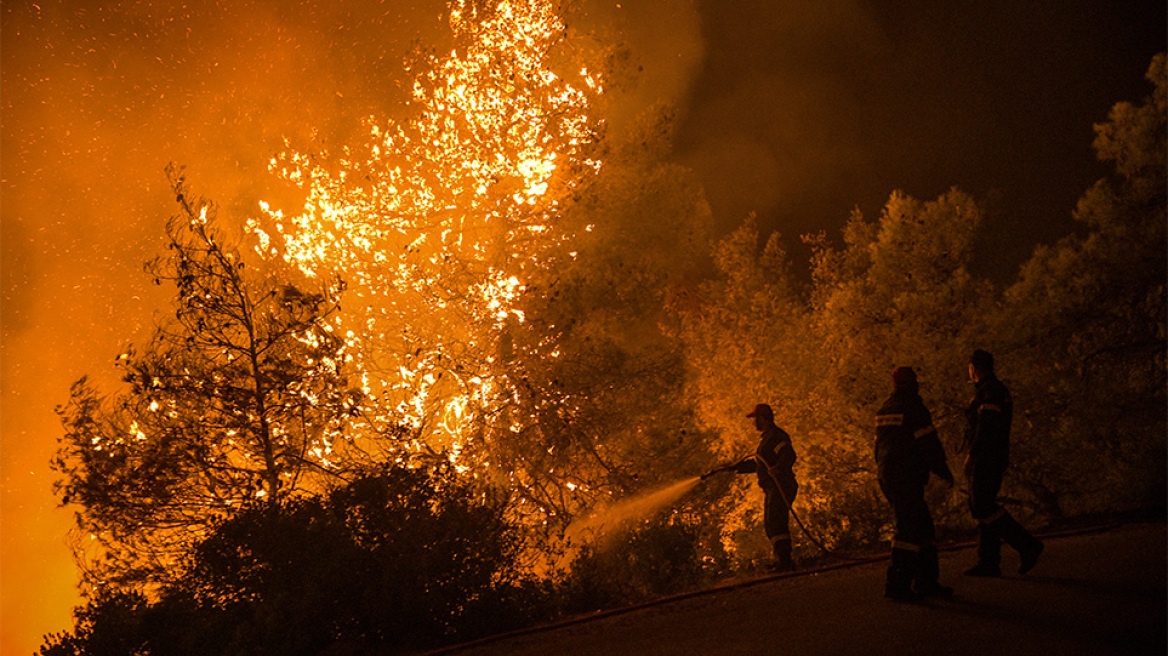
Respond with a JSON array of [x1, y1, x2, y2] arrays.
[[556, 476, 703, 568]]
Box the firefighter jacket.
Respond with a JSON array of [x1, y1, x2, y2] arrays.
[[875, 389, 953, 491], [734, 424, 797, 493], [964, 375, 1013, 476]]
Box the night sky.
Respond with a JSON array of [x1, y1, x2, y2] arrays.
[[1, 1, 1163, 652]]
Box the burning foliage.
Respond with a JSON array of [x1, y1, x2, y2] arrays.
[[53, 169, 358, 591]]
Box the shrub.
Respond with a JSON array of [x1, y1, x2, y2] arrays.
[[42, 465, 545, 655], [557, 513, 712, 615]]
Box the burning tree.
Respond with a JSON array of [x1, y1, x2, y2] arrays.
[[56, 0, 715, 596], [247, 0, 699, 525], [493, 113, 717, 522], [53, 170, 365, 590], [251, 0, 602, 456]]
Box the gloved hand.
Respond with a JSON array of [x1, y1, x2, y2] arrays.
[[732, 458, 757, 474]]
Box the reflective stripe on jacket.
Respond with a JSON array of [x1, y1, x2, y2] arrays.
[[876, 390, 953, 489], [746, 425, 797, 492], [964, 375, 1013, 474]]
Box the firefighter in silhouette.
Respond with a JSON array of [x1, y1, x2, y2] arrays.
[[727, 403, 798, 572], [962, 349, 1044, 577], [876, 367, 955, 600]]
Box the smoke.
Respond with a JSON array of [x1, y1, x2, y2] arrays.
[[675, 0, 886, 235], [673, 0, 1165, 278]]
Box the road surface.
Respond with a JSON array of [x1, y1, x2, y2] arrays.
[[441, 522, 1166, 655]]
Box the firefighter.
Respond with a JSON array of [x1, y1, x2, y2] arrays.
[[962, 349, 1044, 577], [876, 366, 955, 601], [730, 403, 798, 572]]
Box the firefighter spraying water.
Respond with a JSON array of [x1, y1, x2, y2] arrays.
[[701, 403, 798, 572], [561, 403, 800, 573], [701, 403, 870, 568]]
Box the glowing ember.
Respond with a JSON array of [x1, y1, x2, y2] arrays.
[[248, 0, 605, 474]]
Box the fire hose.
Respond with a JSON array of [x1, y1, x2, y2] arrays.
[[701, 458, 865, 563]]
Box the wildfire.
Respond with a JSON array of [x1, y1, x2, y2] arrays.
[[248, 0, 604, 468]]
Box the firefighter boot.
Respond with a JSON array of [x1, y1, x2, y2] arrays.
[[885, 548, 923, 602], [964, 522, 1003, 577], [995, 513, 1044, 574], [914, 544, 953, 598], [769, 535, 794, 573]]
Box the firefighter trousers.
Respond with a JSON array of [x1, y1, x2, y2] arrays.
[[763, 480, 797, 564], [881, 482, 938, 593], [969, 471, 1040, 566]]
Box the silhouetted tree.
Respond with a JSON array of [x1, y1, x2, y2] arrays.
[[53, 169, 361, 590], [998, 53, 1167, 516], [41, 466, 545, 656], [678, 188, 994, 560]]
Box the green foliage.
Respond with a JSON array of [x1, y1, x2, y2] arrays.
[[678, 55, 1165, 558], [678, 189, 989, 558], [808, 188, 993, 419]]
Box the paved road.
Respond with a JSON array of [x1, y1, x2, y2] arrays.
[[449, 522, 1166, 656]]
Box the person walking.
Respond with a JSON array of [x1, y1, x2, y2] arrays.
[[876, 367, 955, 600], [729, 403, 799, 572], [962, 349, 1044, 577]]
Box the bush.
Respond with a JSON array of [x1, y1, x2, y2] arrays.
[[557, 513, 712, 615], [42, 465, 546, 655]]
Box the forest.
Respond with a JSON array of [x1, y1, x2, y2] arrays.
[[42, 2, 1165, 654]]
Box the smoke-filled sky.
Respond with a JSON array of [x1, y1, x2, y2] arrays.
[[1, 0, 1162, 652], [677, 0, 1165, 276]]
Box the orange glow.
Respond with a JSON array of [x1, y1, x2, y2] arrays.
[[249, 0, 604, 479]]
